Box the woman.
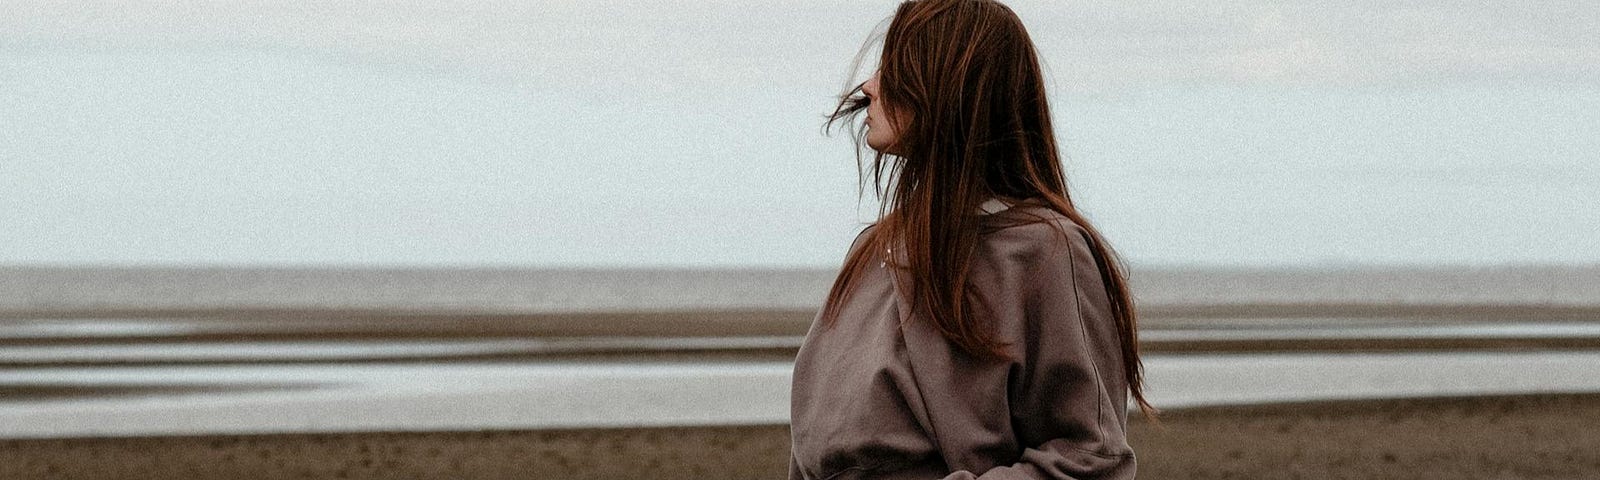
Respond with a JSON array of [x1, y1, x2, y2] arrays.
[[787, 1, 1156, 479]]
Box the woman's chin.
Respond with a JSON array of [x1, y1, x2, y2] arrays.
[[865, 135, 891, 153]]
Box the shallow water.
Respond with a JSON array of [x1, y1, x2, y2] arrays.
[[6, 321, 1600, 364], [5, 350, 1600, 438]]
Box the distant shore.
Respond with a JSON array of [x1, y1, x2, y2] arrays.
[[5, 265, 1600, 316]]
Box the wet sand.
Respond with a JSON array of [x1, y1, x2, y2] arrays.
[[6, 309, 1600, 369], [5, 266, 1599, 368], [3, 394, 1596, 480]]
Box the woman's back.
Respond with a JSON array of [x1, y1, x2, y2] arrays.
[[789, 201, 1135, 480]]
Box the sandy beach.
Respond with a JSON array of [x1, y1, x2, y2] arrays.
[[2, 394, 1596, 479]]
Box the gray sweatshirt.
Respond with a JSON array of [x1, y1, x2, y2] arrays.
[[788, 200, 1136, 480]]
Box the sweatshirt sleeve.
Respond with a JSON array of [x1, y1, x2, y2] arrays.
[[939, 221, 1136, 480], [789, 452, 803, 480]]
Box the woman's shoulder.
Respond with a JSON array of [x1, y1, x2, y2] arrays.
[[980, 202, 1093, 258], [844, 222, 880, 256], [847, 201, 1093, 261]]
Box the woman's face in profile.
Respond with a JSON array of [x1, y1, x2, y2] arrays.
[[862, 71, 904, 154]]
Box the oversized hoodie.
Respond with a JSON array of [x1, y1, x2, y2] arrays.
[[788, 198, 1136, 480]]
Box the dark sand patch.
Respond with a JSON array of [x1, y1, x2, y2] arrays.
[[1129, 394, 1600, 479], [3, 394, 1597, 479]]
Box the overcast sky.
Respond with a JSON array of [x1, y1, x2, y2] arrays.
[[2, 1, 1597, 267], [5, 1, 1596, 91]]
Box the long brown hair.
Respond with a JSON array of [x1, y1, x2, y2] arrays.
[[820, 0, 1156, 418]]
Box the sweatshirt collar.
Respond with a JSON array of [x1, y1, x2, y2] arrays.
[[978, 197, 1013, 215]]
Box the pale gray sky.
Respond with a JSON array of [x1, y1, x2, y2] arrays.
[[2, 1, 1597, 267]]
